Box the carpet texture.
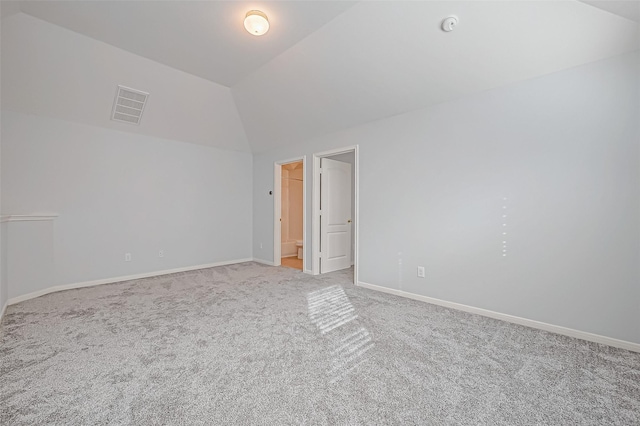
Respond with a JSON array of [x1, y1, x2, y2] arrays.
[[1, 262, 639, 425]]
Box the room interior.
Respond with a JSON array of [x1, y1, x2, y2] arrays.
[[280, 161, 303, 270], [0, 0, 639, 424]]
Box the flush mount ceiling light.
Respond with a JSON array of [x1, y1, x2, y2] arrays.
[[244, 10, 269, 36]]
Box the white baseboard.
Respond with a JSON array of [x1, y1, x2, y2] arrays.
[[252, 258, 275, 266], [0, 301, 7, 322], [357, 281, 640, 353], [7, 258, 254, 306]]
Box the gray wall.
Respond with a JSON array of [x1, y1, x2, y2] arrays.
[[253, 52, 640, 344], [2, 110, 253, 296]]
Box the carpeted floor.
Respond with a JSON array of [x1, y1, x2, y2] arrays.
[[1, 262, 639, 425]]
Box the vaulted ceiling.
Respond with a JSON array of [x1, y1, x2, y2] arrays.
[[2, 1, 639, 153], [14, 1, 358, 87], [581, 1, 640, 22]]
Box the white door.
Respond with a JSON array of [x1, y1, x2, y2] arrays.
[[320, 157, 352, 273]]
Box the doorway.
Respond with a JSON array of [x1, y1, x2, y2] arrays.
[[273, 157, 306, 271], [312, 146, 359, 284]]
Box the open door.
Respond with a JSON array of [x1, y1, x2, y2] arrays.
[[320, 157, 352, 273]]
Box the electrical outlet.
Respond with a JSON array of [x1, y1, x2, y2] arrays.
[[125, 253, 131, 262], [417, 266, 425, 278], [159, 250, 164, 258]]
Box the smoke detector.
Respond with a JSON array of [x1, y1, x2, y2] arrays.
[[442, 16, 459, 32], [111, 85, 149, 125]]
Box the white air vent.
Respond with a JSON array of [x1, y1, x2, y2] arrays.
[[111, 85, 149, 125]]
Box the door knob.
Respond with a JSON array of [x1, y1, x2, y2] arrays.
[[347, 219, 352, 223]]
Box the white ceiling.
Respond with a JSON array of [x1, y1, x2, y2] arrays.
[[2, 12, 251, 152], [233, 1, 639, 152], [3, 1, 639, 153], [15, 0, 357, 87], [0, 1, 21, 19], [580, 1, 640, 22]]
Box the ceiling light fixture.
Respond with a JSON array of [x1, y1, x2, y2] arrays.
[[244, 10, 269, 36]]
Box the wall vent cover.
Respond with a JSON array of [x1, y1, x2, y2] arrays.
[[111, 85, 149, 125]]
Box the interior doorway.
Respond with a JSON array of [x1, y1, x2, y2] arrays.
[[312, 146, 359, 284], [273, 157, 306, 271]]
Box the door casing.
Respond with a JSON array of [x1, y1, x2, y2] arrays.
[[273, 156, 306, 269]]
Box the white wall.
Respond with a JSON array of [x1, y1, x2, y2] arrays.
[[253, 52, 640, 344], [4, 219, 54, 299], [1, 12, 249, 153], [2, 110, 252, 296], [1, 12, 254, 301]]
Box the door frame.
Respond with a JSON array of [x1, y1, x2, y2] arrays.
[[273, 156, 307, 269], [312, 145, 359, 284]]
